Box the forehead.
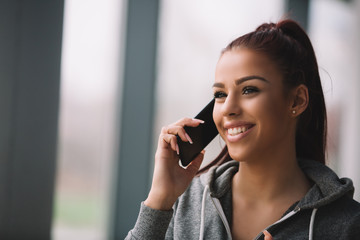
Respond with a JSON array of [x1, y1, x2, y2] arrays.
[[215, 49, 283, 84]]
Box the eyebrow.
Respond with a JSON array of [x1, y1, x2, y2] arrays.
[[212, 75, 270, 88]]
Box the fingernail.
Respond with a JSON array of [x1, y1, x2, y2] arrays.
[[176, 144, 180, 155], [185, 133, 193, 144], [194, 118, 205, 124]]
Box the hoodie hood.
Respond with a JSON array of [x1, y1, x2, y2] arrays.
[[297, 159, 354, 209], [199, 158, 355, 209], [127, 159, 360, 240], [199, 160, 238, 199]]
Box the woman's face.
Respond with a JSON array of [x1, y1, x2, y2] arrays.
[[213, 48, 294, 162]]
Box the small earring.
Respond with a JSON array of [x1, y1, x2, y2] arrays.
[[292, 110, 296, 114]]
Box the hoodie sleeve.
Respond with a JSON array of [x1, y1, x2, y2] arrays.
[[125, 202, 174, 240]]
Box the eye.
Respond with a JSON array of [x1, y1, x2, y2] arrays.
[[242, 86, 259, 95], [213, 91, 227, 99]]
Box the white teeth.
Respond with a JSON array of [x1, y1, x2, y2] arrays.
[[228, 128, 234, 135], [228, 126, 248, 136]]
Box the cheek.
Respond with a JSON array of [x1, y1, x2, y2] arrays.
[[212, 104, 223, 131], [252, 94, 290, 129]]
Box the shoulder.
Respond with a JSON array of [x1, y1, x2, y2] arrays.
[[341, 203, 360, 238], [314, 195, 360, 238], [323, 194, 360, 218], [334, 196, 360, 238]]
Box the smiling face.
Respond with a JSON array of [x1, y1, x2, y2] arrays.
[[213, 48, 296, 163]]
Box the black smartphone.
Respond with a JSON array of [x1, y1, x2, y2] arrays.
[[177, 99, 219, 166]]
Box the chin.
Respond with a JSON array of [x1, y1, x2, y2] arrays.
[[228, 149, 248, 162]]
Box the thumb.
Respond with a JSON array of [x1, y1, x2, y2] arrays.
[[185, 150, 205, 175], [263, 230, 273, 240]]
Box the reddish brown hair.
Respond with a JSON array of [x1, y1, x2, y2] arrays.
[[198, 19, 327, 174]]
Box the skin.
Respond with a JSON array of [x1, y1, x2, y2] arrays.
[[145, 48, 310, 239], [263, 230, 273, 240]]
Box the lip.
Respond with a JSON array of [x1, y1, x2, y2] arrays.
[[224, 122, 255, 143]]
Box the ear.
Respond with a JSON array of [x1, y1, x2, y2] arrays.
[[289, 84, 309, 117]]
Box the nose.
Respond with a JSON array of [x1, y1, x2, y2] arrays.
[[221, 93, 241, 117]]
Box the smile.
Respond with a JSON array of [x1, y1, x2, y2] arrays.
[[225, 124, 255, 142], [227, 125, 254, 136]]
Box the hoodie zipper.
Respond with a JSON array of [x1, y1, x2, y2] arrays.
[[208, 193, 301, 240], [253, 207, 301, 240]]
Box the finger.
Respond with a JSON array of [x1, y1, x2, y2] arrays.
[[185, 150, 205, 175], [175, 117, 205, 128], [263, 230, 273, 240], [163, 126, 191, 143], [176, 143, 179, 155], [161, 134, 179, 154]]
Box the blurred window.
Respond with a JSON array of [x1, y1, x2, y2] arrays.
[[52, 0, 124, 239], [309, 0, 360, 200]]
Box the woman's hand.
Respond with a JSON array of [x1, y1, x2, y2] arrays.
[[144, 118, 205, 210]]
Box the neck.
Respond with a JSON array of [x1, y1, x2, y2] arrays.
[[232, 151, 310, 204]]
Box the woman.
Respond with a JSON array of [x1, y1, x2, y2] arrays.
[[126, 19, 360, 240]]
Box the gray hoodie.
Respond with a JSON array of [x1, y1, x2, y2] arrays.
[[126, 159, 360, 239]]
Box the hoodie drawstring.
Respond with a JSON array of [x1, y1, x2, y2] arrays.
[[200, 185, 318, 240], [199, 185, 208, 240], [199, 185, 232, 240], [210, 197, 232, 238], [308, 208, 318, 240]]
